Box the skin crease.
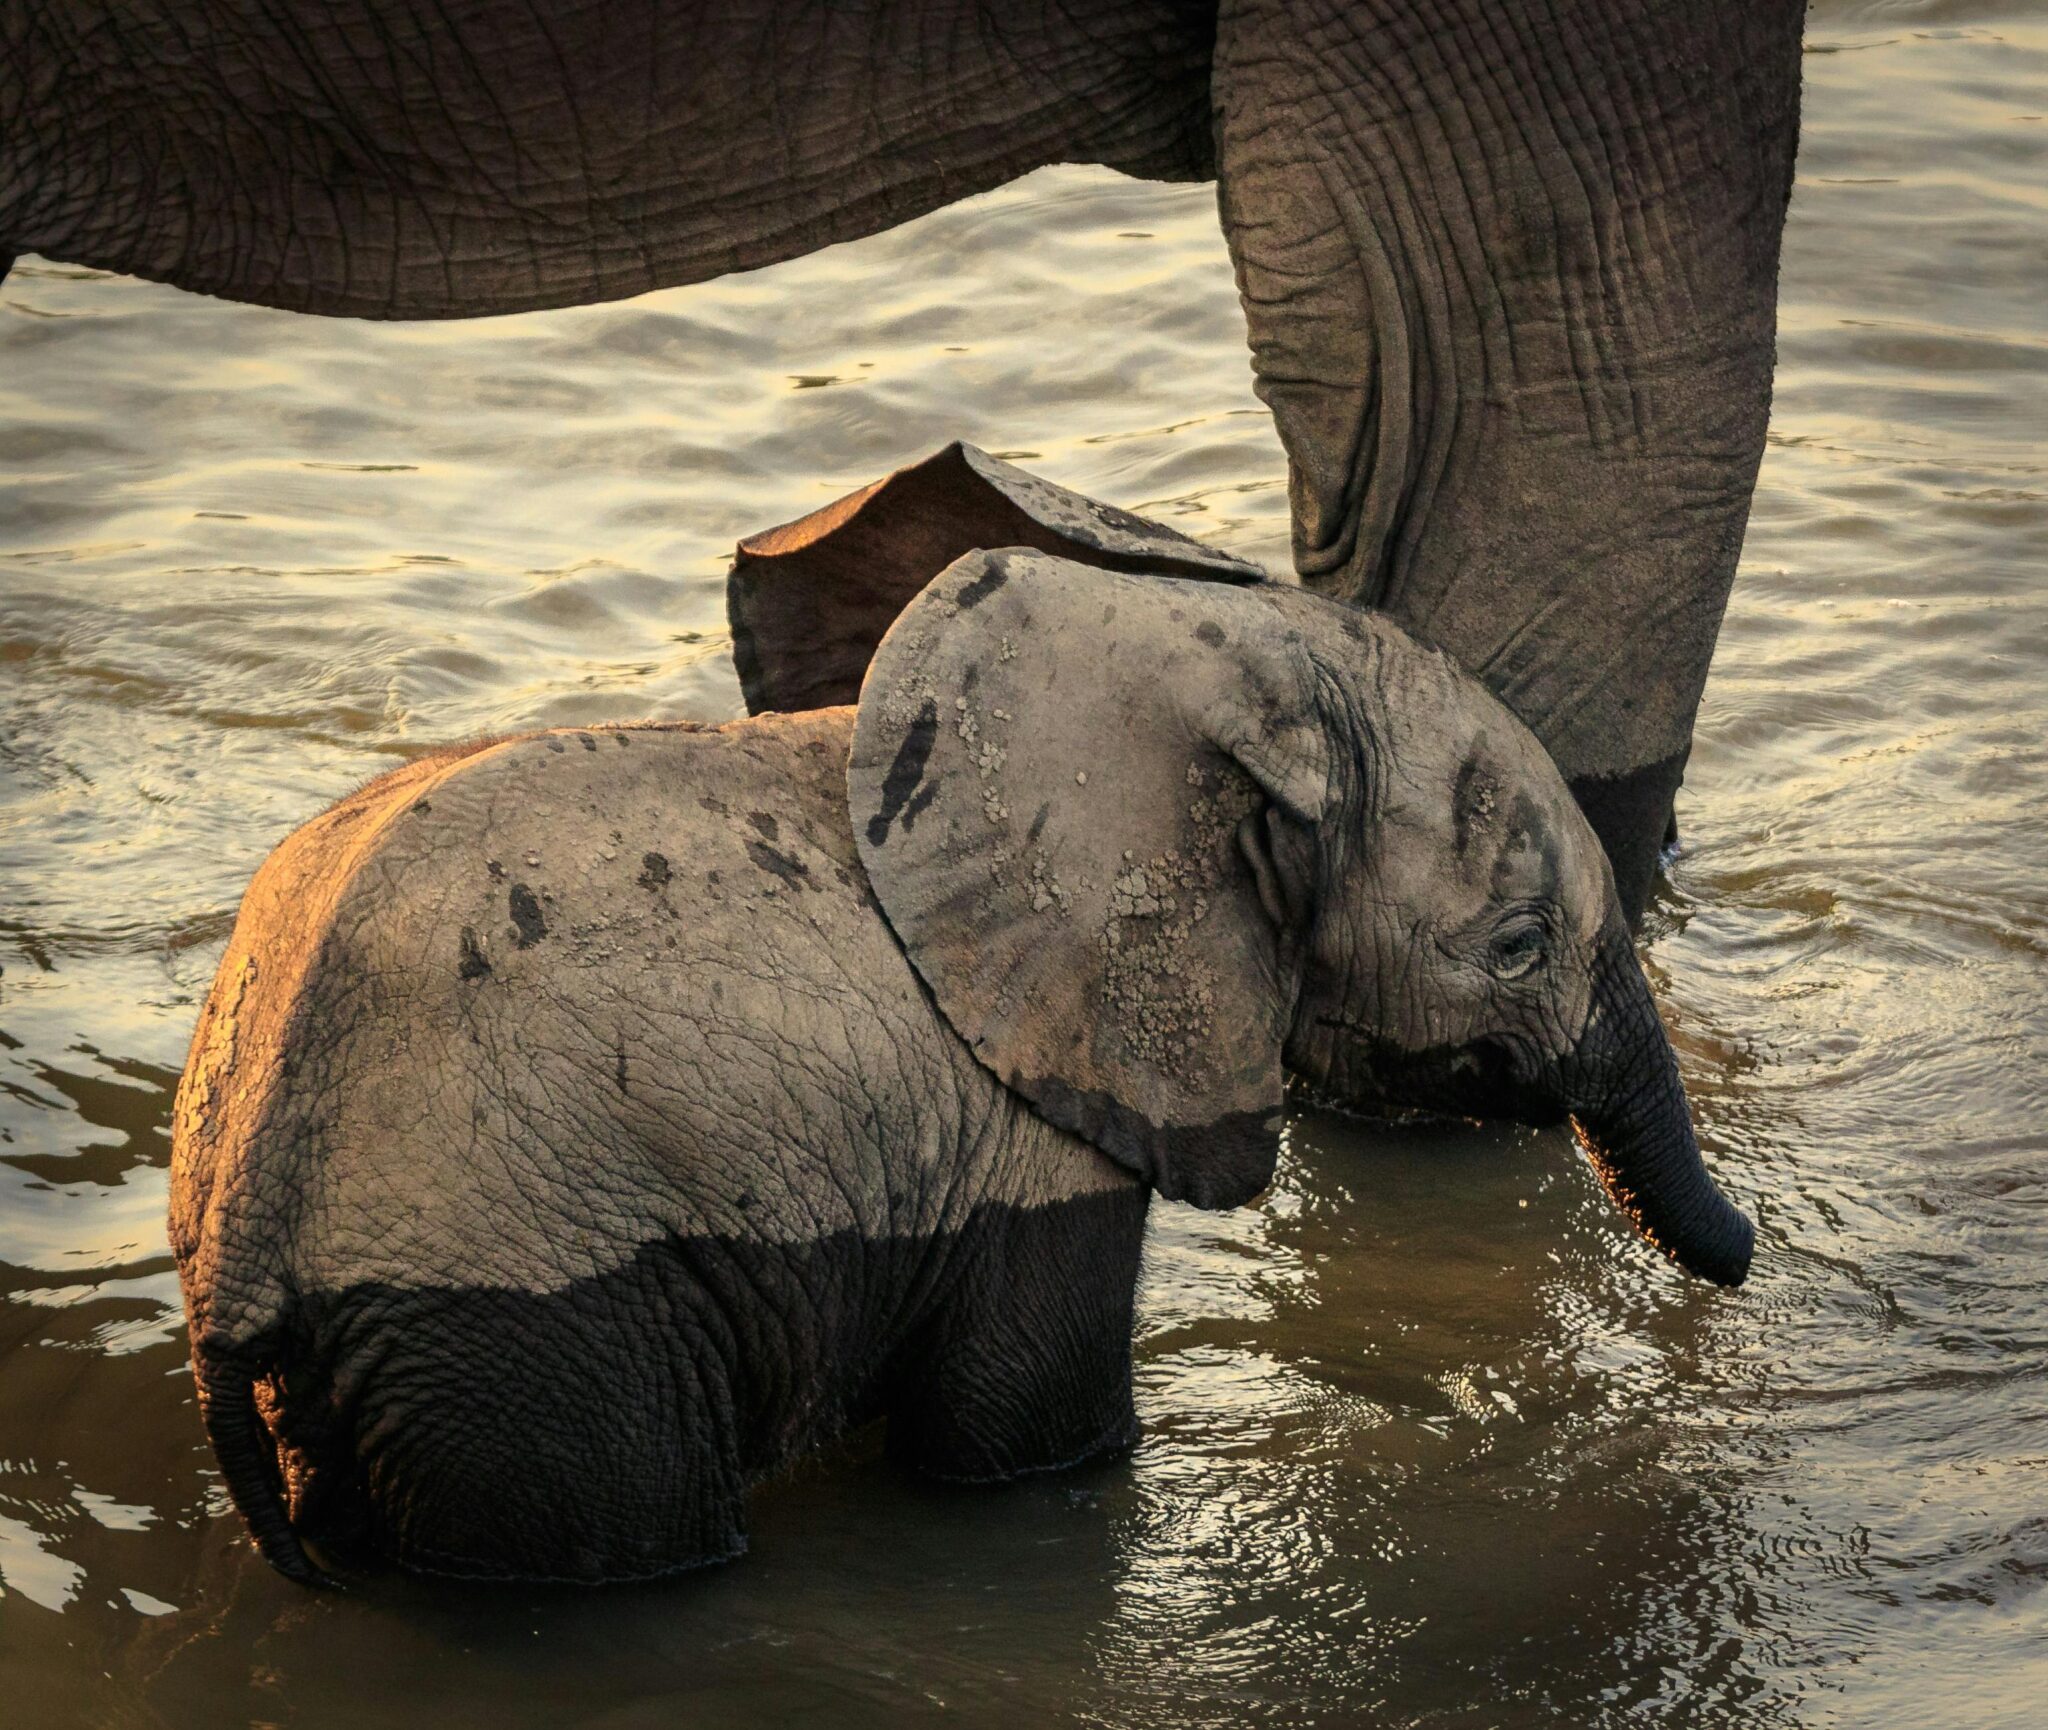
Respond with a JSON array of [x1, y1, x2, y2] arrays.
[[173, 552, 1749, 1585], [0, 0, 1806, 920]]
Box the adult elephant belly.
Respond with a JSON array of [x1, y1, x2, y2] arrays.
[[1, 0, 1215, 317], [168, 710, 1006, 1579]]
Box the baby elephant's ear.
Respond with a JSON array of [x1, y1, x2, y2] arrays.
[[851, 551, 1328, 1209], [729, 442, 1262, 715]]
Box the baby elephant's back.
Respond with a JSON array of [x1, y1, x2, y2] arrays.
[[171, 708, 964, 1344], [170, 706, 1024, 1580]]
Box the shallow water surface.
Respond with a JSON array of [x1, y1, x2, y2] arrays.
[[2, 5, 2046, 1725]]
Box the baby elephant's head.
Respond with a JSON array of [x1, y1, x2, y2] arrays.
[[852, 551, 1752, 1286]]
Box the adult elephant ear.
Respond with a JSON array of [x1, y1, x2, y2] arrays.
[[729, 443, 1262, 715], [851, 550, 1327, 1208]]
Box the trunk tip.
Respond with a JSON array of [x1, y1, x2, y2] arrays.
[[1688, 1205, 1755, 1289], [1573, 1120, 1756, 1289]]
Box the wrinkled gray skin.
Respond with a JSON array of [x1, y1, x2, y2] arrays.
[[173, 550, 1750, 1586], [0, 0, 1806, 919]]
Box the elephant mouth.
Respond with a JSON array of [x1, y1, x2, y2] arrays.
[[1306, 1018, 1570, 1130]]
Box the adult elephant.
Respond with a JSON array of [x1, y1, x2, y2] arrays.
[[0, 0, 1805, 920]]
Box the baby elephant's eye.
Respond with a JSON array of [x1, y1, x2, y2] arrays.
[[1487, 919, 1550, 981]]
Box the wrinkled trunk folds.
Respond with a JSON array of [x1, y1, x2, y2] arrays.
[[1568, 919, 1753, 1287], [1214, 0, 1805, 920]]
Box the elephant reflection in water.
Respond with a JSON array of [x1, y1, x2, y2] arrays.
[[170, 454, 1750, 1584], [1099, 1099, 1765, 1719]]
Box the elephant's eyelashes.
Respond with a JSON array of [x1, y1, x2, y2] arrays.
[[1486, 920, 1550, 981]]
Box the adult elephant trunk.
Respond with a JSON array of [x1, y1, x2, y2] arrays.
[[1567, 918, 1753, 1288], [1213, 0, 1806, 922]]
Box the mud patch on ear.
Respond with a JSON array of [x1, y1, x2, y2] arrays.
[[866, 699, 940, 846], [1452, 750, 1501, 858], [955, 558, 1009, 610]]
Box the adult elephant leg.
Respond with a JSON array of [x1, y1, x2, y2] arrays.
[[0, 0, 1214, 317], [1214, 0, 1804, 920]]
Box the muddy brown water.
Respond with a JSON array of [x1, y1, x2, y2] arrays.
[[2, 7, 2045, 1726]]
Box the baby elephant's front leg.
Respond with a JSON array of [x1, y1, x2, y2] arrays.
[[887, 1185, 1150, 1483]]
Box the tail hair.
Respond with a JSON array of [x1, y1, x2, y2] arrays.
[[193, 1336, 339, 1589]]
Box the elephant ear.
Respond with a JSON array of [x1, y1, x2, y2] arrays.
[[729, 442, 1262, 715], [851, 550, 1328, 1208]]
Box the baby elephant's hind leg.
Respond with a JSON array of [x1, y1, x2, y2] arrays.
[[887, 1187, 1149, 1483], [320, 1265, 749, 1583]]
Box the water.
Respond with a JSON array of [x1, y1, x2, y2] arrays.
[[2, 5, 2044, 1723]]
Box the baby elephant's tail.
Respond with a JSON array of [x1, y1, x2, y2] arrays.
[[191, 1332, 338, 1589]]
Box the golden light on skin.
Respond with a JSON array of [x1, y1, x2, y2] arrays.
[[1576, 1126, 1667, 1268]]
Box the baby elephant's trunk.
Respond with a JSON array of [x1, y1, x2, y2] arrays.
[[1566, 918, 1756, 1288]]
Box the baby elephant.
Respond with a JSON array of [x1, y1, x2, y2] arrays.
[[173, 540, 1751, 1586]]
